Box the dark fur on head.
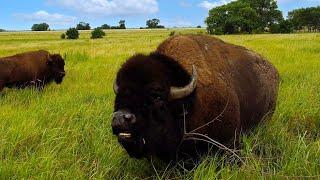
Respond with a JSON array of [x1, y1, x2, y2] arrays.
[[48, 54, 66, 84], [113, 53, 195, 161]]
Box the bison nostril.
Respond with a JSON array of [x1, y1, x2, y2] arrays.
[[124, 114, 136, 124]]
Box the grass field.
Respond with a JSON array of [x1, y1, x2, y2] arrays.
[[0, 29, 319, 179]]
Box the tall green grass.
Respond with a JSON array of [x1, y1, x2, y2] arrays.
[[0, 29, 319, 179]]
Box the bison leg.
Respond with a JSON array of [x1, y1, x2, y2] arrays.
[[35, 79, 45, 91]]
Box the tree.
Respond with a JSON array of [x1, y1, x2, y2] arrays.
[[0, 29, 5, 32], [241, 0, 283, 29], [100, 24, 111, 29], [31, 23, 49, 31], [66, 28, 79, 39], [278, 20, 293, 33], [146, 18, 160, 28], [119, 20, 126, 29], [288, 6, 320, 32], [205, 0, 284, 34], [110, 26, 119, 29], [91, 28, 106, 39], [76, 22, 91, 30], [270, 20, 293, 33], [206, 1, 259, 34]]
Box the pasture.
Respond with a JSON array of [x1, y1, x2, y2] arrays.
[[0, 29, 319, 179]]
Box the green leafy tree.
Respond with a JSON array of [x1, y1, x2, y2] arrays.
[[288, 6, 320, 32], [60, 33, 66, 39], [31, 23, 49, 31], [66, 28, 79, 39], [270, 20, 293, 33], [241, 0, 283, 29], [0, 29, 5, 32], [279, 20, 293, 33], [91, 28, 106, 39], [206, 1, 259, 34], [76, 22, 91, 30], [206, 0, 283, 34], [119, 20, 126, 29], [146, 18, 160, 28], [100, 24, 111, 29]]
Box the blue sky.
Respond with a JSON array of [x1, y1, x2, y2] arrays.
[[0, 0, 319, 30]]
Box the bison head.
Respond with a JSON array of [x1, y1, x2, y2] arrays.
[[47, 54, 66, 84], [112, 53, 197, 160]]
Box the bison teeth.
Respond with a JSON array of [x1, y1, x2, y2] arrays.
[[119, 133, 132, 138]]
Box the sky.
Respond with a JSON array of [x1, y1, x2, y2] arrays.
[[0, 0, 319, 30]]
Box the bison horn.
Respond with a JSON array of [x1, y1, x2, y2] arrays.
[[170, 65, 197, 100], [113, 80, 119, 94]]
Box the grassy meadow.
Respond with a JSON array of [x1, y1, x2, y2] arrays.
[[0, 29, 319, 179]]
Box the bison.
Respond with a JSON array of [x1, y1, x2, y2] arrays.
[[0, 50, 65, 92], [112, 35, 279, 162]]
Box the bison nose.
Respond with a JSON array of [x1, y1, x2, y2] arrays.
[[112, 110, 136, 133], [60, 72, 65, 77], [124, 113, 136, 124]]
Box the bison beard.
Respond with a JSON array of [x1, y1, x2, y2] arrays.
[[112, 35, 279, 162], [0, 50, 66, 91]]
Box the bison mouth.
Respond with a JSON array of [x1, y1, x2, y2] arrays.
[[119, 132, 132, 138], [55, 72, 65, 84], [115, 131, 146, 158], [55, 76, 64, 84]]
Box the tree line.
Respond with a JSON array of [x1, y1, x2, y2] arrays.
[[30, 18, 166, 32], [288, 6, 320, 32], [205, 0, 320, 34]]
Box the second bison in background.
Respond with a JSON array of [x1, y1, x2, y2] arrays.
[[112, 35, 279, 161], [0, 50, 65, 91]]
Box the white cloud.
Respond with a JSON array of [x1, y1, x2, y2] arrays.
[[14, 10, 76, 25], [198, 0, 235, 10], [48, 0, 159, 16]]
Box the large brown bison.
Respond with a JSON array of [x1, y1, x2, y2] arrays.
[[112, 35, 279, 161], [0, 50, 65, 91]]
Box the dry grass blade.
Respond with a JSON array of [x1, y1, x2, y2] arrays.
[[183, 132, 245, 164], [189, 96, 230, 133]]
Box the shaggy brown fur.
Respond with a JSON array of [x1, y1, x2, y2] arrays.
[[157, 35, 279, 139], [112, 35, 279, 161], [0, 50, 65, 91]]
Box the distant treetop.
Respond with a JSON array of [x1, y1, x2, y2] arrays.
[[76, 22, 91, 30], [146, 18, 165, 29], [31, 23, 49, 31], [119, 20, 126, 29], [100, 24, 111, 29]]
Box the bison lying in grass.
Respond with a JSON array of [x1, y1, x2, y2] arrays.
[[112, 35, 279, 162], [0, 50, 65, 91]]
